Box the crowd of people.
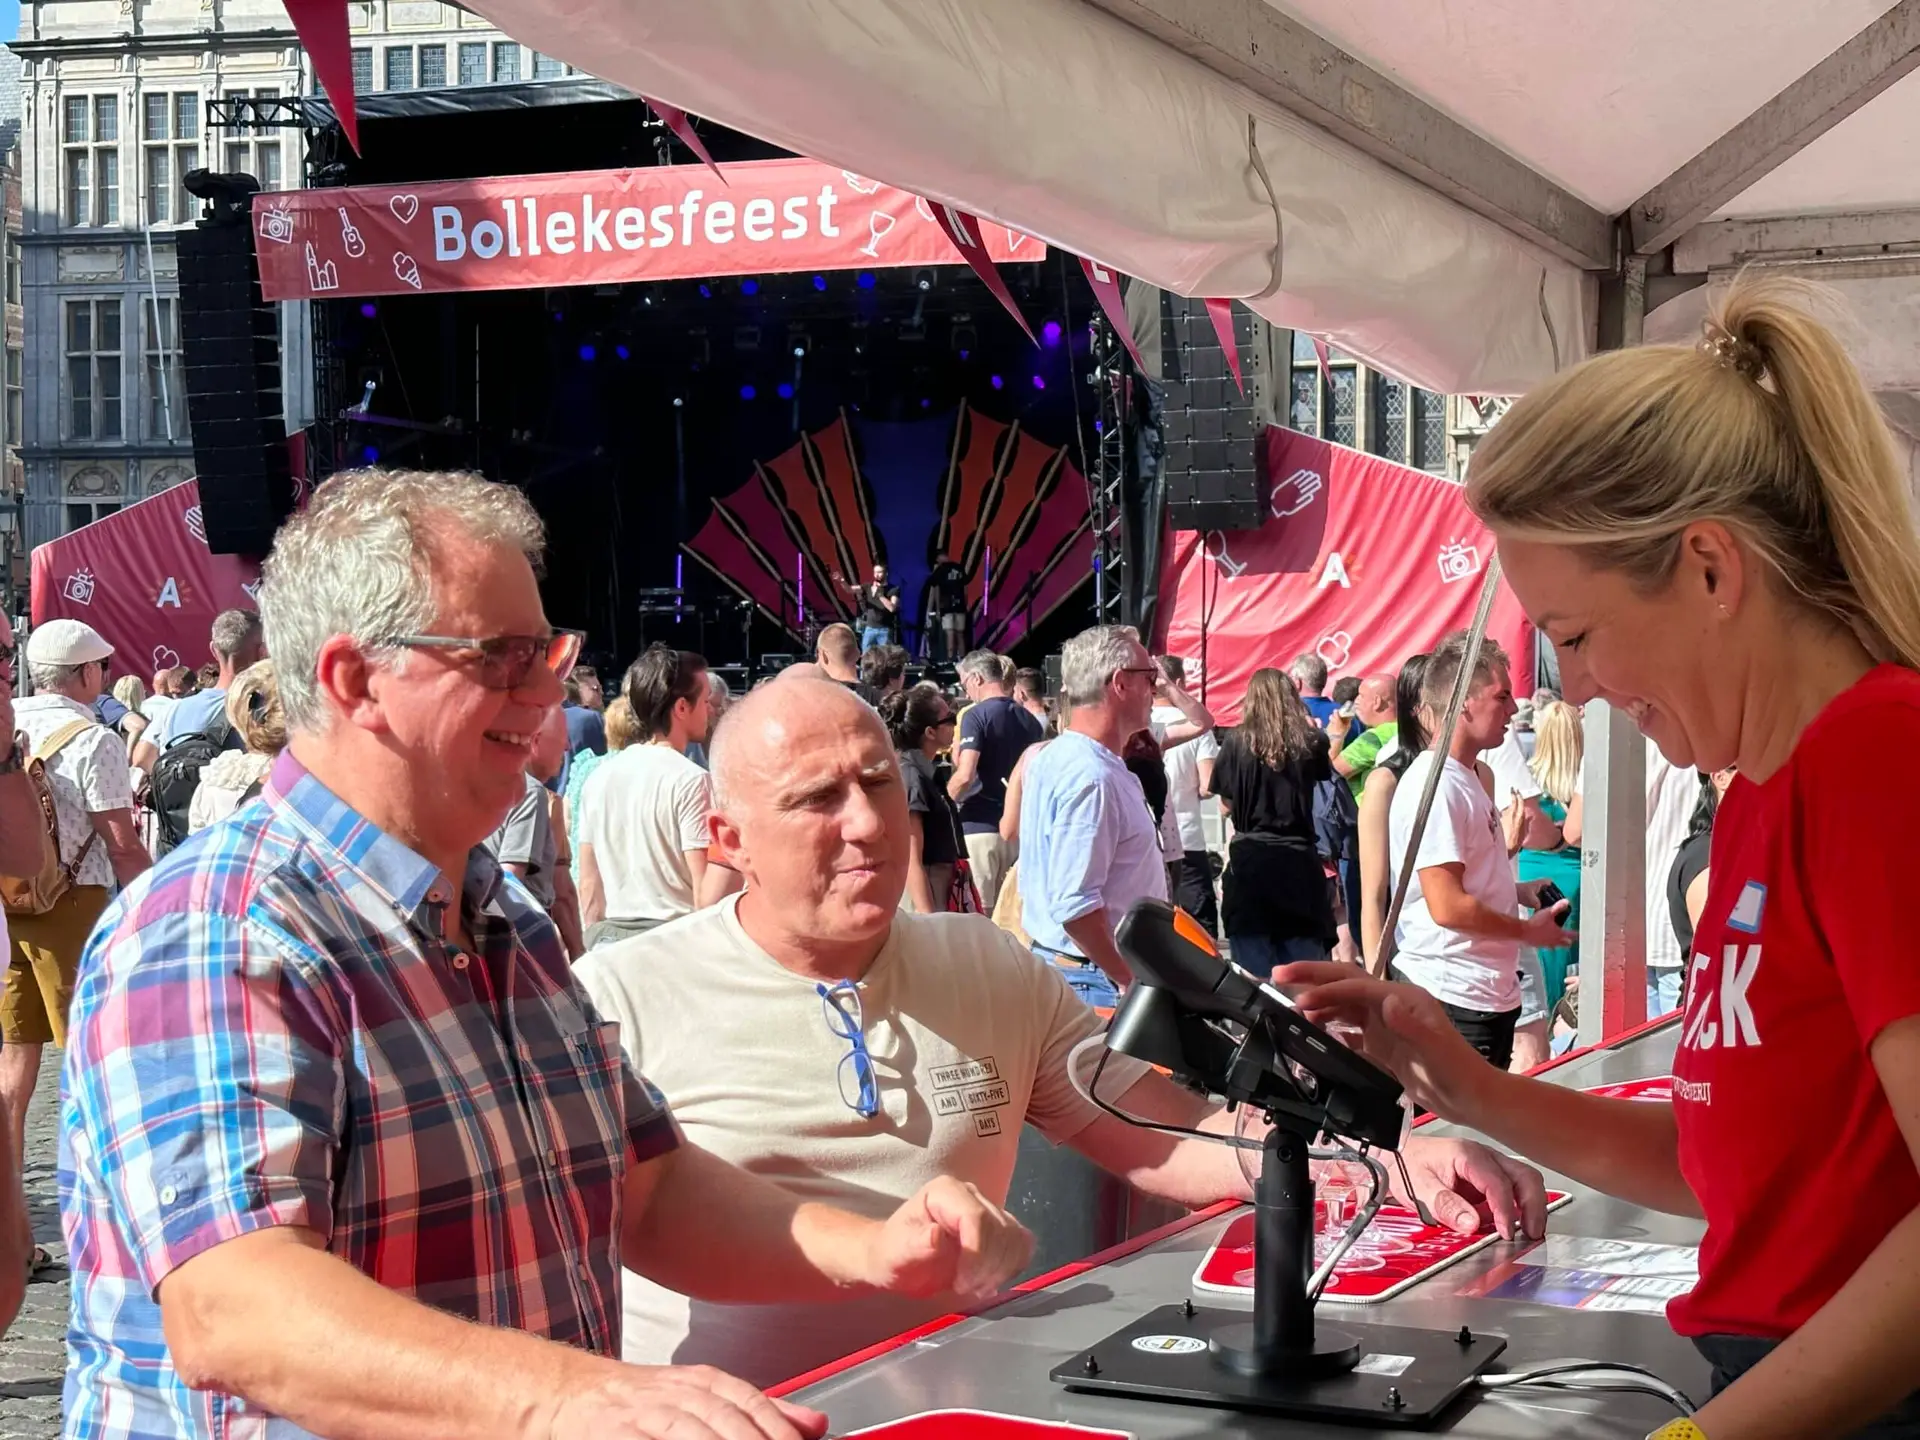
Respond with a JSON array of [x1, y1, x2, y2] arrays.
[[0, 466, 1556, 1440]]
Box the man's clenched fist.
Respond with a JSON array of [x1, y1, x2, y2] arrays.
[[864, 1176, 1033, 1302]]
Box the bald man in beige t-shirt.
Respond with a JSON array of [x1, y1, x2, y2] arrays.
[[576, 680, 1550, 1388]]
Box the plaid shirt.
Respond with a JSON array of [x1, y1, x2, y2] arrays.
[[61, 752, 679, 1440]]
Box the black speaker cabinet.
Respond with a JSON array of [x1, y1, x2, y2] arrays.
[[1158, 293, 1278, 534], [178, 221, 295, 556]]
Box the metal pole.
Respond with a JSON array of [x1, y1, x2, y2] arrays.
[[1576, 240, 1651, 1043], [144, 226, 175, 442]]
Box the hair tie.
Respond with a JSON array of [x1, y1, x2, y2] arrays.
[[1700, 322, 1766, 382]]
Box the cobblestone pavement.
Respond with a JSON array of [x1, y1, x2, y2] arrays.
[[0, 1052, 67, 1439]]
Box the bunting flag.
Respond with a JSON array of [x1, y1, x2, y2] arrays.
[[283, 0, 360, 152], [644, 99, 726, 185], [1078, 257, 1144, 370], [1205, 297, 1244, 394], [1313, 335, 1335, 388], [928, 203, 1036, 344]]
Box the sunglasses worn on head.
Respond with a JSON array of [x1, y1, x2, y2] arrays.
[[386, 629, 582, 691]]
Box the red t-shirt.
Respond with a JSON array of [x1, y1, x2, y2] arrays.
[[1670, 664, 1920, 1337]]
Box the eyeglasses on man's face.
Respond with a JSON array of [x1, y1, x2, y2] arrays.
[[385, 629, 582, 691]]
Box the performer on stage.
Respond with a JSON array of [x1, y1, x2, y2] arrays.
[[1281, 277, 1920, 1439], [837, 563, 899, 652], [924, 548, 970, 663]]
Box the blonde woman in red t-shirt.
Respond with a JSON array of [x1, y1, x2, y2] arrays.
[[1280, 274, 1920, 1439]]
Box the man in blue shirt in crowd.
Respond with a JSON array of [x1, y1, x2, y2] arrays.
[[129, 609, 266, 769], [1290, 652, 1339, 727]]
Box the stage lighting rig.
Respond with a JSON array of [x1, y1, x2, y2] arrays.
[[1051, 899, 1508, 1426]]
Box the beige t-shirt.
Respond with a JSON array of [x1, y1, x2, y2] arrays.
[[573, 896, 1148, 1386], [576, 743, 711, 923]]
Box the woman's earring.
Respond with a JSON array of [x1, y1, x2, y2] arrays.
[[1717, 602, 1731, 619]]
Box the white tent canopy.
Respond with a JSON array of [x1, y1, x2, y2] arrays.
[[469, 0, 1920, 401]]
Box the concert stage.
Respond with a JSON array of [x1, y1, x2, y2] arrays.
[[298, 87, 1111, 672]]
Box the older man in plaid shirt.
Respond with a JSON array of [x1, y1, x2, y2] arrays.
[[59, 469, 1029, 1440]]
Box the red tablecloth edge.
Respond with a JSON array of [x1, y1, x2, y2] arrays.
[[766, 1198, 1242, 1398]]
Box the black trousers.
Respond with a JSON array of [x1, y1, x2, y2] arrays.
[[1389, 967, 1520, 1069], [1171, 850, 1219, 936], [1694, 1335, 1920, 1436], [1440, 1000, 1519, 1069]]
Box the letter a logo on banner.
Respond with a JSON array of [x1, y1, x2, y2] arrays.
[[929, 203, 1036, 344], [644, 99, 725, 185], [1078, 257, 1143, 370], [1205, 298, 1245, 394]]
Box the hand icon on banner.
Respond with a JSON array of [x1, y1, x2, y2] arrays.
[[339, 207, 366, 258], [1271, 467, 1324, 519], [304, 243, 339, 293]]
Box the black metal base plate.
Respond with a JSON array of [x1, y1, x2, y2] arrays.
[[1051, 1304, 1506, 1428]]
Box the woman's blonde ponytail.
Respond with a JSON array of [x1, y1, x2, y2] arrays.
[[1467, 272, 1920, 671]]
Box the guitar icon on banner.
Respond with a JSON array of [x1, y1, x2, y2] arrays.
[[339, 207, 367, 259]]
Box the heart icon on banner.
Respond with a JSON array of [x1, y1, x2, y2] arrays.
[[183, 505, 206, 544], [152, 646, 181, 671], [393, 253, 422, 290], [389, 194, 419, 224]]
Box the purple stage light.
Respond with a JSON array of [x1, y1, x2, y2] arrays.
[[359, 302, 377, 319], [741, 278, 760, 295], [1042, 321, 1063, 346], [990, 374, 1004, 390], [857, 271, 877, 289], [740, 384, 757, 400], [578, 344, 596, 362], [778, 383, 794, 399], [1031, 375, 1047, 390], [812, 274, 828, 291], [616, 344, 631, 360]]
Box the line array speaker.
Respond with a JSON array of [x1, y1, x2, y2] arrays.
[[178, 221, 295, 556], [1157, 293, 1282, 533]]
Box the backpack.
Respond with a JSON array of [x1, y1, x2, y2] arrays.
[[1312, 773, 1360, 866], [0, 718, 103, 917], [149, 712, 240, 855]]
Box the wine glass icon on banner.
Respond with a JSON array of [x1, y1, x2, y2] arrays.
[[860, 210, 896, 260]]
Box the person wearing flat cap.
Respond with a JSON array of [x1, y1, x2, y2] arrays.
[[2, 619, 149, 1171]]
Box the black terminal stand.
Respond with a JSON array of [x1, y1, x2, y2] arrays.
[[1049, 902, 1506, 1426], [1212, 1125, 1360, 1379]]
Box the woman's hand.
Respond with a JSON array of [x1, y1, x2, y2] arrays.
[[1273, 963, 1498, 1121]]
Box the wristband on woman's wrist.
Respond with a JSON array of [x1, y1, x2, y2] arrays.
[[1647, 1420, 1707, 1440]]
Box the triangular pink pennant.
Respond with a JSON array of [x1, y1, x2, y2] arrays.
[[645, 99, 726, 185], [1205, 297, 1244, 394], [284, 0, 360, 154], [929, 203, 1035, 344], [1078, 257, 1144, 370], [1312, 335, 1334, 388]]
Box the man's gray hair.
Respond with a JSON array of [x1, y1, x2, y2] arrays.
[[259, 468, 545, 733], [26, 660, 87, 693], [1059, 625, 1138, 709], [209, 607, 263, 662], [957, 649, 1010, 689], [1289, 652, 1328, 693]]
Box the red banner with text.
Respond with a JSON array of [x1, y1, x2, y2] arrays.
[[29, 482, 262, 681], [252, 158, 1036, 301], [1156, 429, 1533, 724]]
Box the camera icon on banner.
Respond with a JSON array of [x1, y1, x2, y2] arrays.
[[1436, 539, 1483, 584], [63, 569, 96, 606], [257, 207, 295, 245]]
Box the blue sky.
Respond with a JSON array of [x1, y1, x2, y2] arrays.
[[0, 3, 17, 43]]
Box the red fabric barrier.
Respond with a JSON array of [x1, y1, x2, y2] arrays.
[[1156, 429, 1533, 722], [29, 482, 261, 680]]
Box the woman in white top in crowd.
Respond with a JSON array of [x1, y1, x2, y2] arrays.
[[187, 660, 286, 834]]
